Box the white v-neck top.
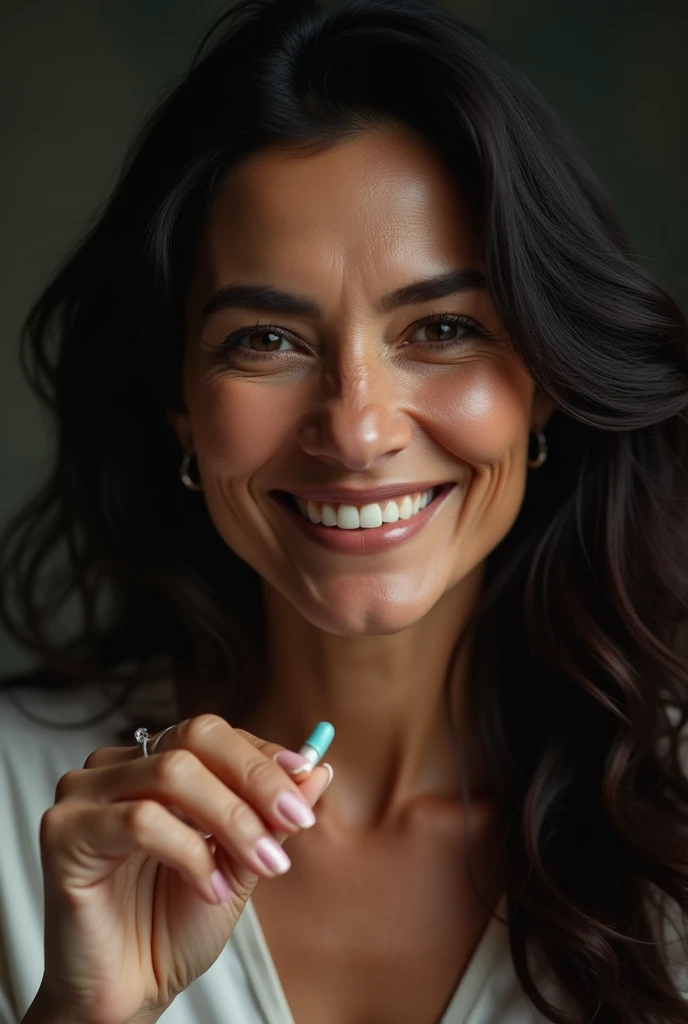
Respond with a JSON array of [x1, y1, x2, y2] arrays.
[[1, 677, 682, 1023]]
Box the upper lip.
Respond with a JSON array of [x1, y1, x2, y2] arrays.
[[274, 481, 451, 505]]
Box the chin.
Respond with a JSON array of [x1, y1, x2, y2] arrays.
[[304, 607, 427, 637], [294, 577, 444, 637]]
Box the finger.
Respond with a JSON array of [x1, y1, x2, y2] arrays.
[[73, 718, 333, 867], [84, 721, 312, 778], [142, 717, 291, 761], [147, 716, 323, 830], [205, 764, 334, 897], [221, 726, 315, 776], [81, 718, 317, 836], [270, 763, 333, 844], [59, 751, 308, 879], [40, 801, 235, 907], [82, 745, 146, 769], [295, 761, 334, 804]]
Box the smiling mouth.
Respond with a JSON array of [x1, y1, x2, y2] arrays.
[[273, 485, 449, 531]]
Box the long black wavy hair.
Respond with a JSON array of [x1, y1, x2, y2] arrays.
[[2, 0, 688, 1019]]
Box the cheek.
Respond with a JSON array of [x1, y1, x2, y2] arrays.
[[416, 363, 532, 464], [188, 380, 302, 476]]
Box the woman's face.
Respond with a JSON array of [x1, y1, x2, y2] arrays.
[[171, 128, 553, 636]]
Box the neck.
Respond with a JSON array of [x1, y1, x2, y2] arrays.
[[240, 562, 494, 831]]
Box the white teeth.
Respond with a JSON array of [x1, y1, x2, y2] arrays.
[[381, 501, 399, 523], [321, 503, 338, 526], [337, 505, 360, 529], [359, 503, 383, 529], [292, 487, 439, 531], [398, 496, 413, 520]]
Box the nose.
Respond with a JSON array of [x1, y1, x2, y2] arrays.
[[298, 361, 412, 471]]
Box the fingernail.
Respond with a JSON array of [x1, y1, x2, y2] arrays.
[[319, 762, 334, 794], [255, 836, 292, 875], [209, 869, 233, 903], [273, 750, 313, 774], [276, 790, 316, 828]]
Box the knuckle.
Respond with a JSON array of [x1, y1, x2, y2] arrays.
[[178, 831, 210, 867], [125, 799, 162, 836], [82, 747, 107, 770], [185, 713, 226, 744], [54, 769, 81, 803], [155, 748, 196, 784], [243, 754, 276, 790], [39, 805, 69, 847], [220, 799, 258, 840]]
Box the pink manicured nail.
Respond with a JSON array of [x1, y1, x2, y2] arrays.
[[273, 750, 313, 774], [319, 762, 334, 794], [209, 869, 233, 903], [277, 790, 316, 828], [255, 836, 291, 874]]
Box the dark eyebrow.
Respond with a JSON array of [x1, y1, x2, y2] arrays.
[[200, 268, 487, 321]]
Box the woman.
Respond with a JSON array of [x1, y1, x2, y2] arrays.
[[1, 0, 687, 1021]]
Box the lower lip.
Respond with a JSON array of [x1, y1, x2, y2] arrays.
[[272, 484, 457, 554]]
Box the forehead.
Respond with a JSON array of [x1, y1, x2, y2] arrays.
[[191, 129, 482, 292]]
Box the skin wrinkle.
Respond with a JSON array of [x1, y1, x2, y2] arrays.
[[170, 128, 554, 832]]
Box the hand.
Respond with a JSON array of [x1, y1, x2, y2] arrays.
[[33, 715, 332, 1024]]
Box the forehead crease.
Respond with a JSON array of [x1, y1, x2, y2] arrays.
[[205, 201, 467, 270], [201, 149, 479, 281], [214, 145, 464, 219]]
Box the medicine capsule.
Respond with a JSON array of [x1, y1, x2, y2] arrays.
[[297, 721, 335, 769]]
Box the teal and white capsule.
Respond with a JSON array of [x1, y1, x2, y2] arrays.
[[292, 721, 335, 774]]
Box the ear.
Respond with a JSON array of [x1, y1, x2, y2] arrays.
[[531, 389, 556, 432], [166, 408, 193, 453]]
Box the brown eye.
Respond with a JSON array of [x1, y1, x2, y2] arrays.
[[220, 327, 297, 353], [421, 321, 463, 343], [237, 330, 293, 351], [408, 313, 483, 348]]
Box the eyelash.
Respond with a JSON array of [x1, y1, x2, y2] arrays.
[[217, 312, 485, 359]]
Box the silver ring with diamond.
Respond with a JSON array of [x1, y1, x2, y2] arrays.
[[134, 725, 176, 758], [133, 725, 213, 840]]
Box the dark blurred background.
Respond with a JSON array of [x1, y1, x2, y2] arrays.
[[2, 0, 687, 677]]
